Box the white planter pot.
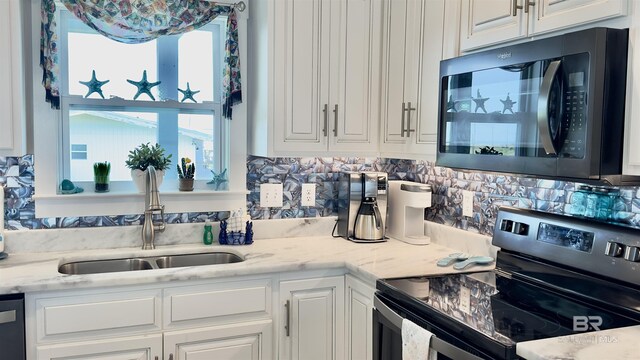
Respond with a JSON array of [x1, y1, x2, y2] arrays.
[[131, 169, 165, 193]]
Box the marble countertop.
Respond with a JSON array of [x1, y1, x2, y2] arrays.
[[0, 235, 492, 294], [517, 326, 640, 360]]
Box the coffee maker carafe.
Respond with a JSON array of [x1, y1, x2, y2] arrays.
[[337, 172, 388, 242]]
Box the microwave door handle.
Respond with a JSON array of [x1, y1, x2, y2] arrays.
[[373, 296, 484, 360], [537, 60, 562, 155]]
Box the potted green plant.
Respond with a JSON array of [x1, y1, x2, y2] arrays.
[[93, 161, 111, 193], [177, 157, 195, 191], [125, 143, 172, 192]]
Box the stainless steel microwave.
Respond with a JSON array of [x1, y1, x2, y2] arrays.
[[436, 28, 635, 185]]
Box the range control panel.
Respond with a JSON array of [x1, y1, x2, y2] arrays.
[[493, 207, 640, 287]]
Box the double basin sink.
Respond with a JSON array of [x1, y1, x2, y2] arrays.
[[59, 252, 244, 275]]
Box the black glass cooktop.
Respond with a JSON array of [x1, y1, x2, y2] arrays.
[[378, 253, 640, 350]]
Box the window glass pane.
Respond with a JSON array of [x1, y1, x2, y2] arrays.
[[178, 114, 217, 180], [67, 32, 158, 100], [69, 110, 158, 181], [179, 30, 214, 102], [71, 144, 87, 151]]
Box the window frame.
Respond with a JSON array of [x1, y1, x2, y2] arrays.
[[28, 0, 248, 218]]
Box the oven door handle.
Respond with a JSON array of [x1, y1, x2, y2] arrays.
[[537, 59, 562, 155], [374, 296, 484, 360]]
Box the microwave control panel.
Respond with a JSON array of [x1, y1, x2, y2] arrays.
[[560, 86, 586, 159]]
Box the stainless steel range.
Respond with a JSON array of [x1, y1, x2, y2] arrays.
[[373, 207, 640, 359]]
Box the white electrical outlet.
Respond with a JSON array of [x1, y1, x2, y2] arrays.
[[260, 183, 283, 207], [301, 183, 316, 206], [462, 190, 474, 217]]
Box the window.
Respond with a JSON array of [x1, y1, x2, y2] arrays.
[[59, 10, 228, 185], [70, 144, 87, 160], [30, 2, 247, 218]]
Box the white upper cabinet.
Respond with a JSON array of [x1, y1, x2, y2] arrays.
[[379, 0, 447, 160], [460, 0, 628, 51], [0, 0, 26, 156], [250, 0, 382, 156]]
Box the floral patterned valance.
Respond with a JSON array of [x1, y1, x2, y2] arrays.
[[40, 0, 242, 119]]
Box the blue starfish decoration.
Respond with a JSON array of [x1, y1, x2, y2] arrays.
[[207, 168, 228, 190], [178, 82, 200, 103], [127, 70, 161, 101], [500, 93, 517, 114], [79, 70, 109, 99]]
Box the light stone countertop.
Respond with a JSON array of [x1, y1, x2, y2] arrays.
[[516, 326, 640, 360], [0, 235, 491, 294]]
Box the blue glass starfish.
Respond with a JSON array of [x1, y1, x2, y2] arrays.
[[127, 70, 161, 101], [178, 82, 200, 103], [207, 168, 228, 190], [79, 70, 109, 99]]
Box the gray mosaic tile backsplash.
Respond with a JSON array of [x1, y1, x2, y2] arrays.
[[3, 154, 640, 237]]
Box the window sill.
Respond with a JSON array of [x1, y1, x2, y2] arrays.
[[33, 189, 248, 218]]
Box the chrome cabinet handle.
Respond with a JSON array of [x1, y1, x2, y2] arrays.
[[401, 102, 407, 137], [284, 300, 291, 337], [405, 102, 416, 137], [524, 0, 535, 13], [0, 310, 16, 324], [537, 60, 562, 155], [332, 104, 338, 136], [512, 0, 522, 16], [322, 104, 328, 137]]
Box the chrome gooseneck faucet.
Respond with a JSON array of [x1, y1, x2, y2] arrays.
[[141, 165, 166, 249]]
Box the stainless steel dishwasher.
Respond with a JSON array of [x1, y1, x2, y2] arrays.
[[0, 294, 25, 360]]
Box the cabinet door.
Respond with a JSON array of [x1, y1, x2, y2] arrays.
[[36, 334, 162, 360], [414, 0, 445, 159], [329, 0, 382, 154], [345, 276, 374, 360], [531, 0, 627, 35], [0, 0, 25, 156], [272, 0, 331, 153], [460, 0, 527, 52], [380, 0, 423, 149], [165, 320, 273, 360], [279, 276, 345, 360], [380, 0, 444, 159]]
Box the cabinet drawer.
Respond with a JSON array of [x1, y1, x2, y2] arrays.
[[36, 289, 162, 342], [164, 278, 272, 328]]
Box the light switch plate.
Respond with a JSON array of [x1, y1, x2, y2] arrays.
[[301, 183, 316, 207], [462, 190, 474, 217], [260, 183, 283, 207], [459, 286, 471, 314]]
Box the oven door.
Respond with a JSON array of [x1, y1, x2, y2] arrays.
[[373, 295, 490, 360]]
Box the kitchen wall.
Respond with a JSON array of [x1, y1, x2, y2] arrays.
[[3, 155, 640, 236]]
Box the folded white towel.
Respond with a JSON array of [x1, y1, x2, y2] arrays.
[[402, 318, 438, 360]]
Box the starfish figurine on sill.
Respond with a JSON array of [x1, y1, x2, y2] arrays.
[[207, 168, 228, 190], [79, 70, 109, 99], [178, 82, 200, 103], [127, 70, 161, 101]]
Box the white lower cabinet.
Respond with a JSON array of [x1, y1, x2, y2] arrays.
[[164, 320, 273, 360], [345, 275, 375, 360], [279, 276, 345, 360], [36, 334, 163, 360], [27, 273, 373, 360]]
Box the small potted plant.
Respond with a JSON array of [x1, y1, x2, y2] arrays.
[[177, 157, 195, 191], [125, 143, 172, 192], [93, 161, 111, 193]]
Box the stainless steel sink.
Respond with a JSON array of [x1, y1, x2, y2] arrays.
[[58, 258, 155, 275], [155, 252, 244, 269], [58, 252, 244, 275]]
